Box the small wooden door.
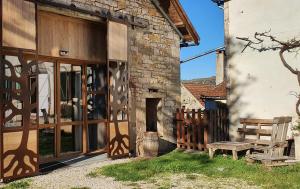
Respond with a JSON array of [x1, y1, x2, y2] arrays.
[[107, 21, 130, 158], [0, 50, 39, 181]]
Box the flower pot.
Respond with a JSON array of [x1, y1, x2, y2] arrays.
[[294, 135, 300, 160]]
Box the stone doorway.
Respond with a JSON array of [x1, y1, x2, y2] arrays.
[[146, 98, 161, 132]]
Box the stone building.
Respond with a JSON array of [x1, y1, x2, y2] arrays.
[[0, 0, 199, 181]]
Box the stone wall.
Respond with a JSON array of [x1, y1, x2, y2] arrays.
[[50, 0, 181, 156]]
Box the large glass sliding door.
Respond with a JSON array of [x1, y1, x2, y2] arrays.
[[37, 59, 108, 162]]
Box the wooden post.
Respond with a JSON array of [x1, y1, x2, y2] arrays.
[[197, 109, 202, 150], [176, 108, 181, 148], [211, 110, 215, 143], [192, 109, 196, 150], [209, 148, 215, 159], [217, 109, 220, 142], [181, 108, 186, 149], [186, 109, 191, 150], [232, 150, 238, 160], [203, 110, 208, 150]]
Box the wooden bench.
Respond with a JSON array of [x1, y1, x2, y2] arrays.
[[207, 117, 291, 161], [207, 141, 252, 160]]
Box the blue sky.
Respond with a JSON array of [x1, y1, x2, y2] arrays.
[[179, 0, 224, 80]]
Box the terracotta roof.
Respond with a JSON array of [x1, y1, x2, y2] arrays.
[[158, 0, 200, 45], [183, 81, 227, 105]]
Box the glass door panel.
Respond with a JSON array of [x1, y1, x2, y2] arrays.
[[88, 123, 106, 151], [59, 63, 83, 155], [60, 125, 82, 153], [60, 64, 83, 122], [39, 128, 55, 157], [37, 61, 56, 159], [38, 62, 56, 125], [86, 64, 107, 152], [87, 94, 106, 120]]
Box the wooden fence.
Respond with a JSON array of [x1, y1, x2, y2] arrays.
[[175, 104, 229, 151]]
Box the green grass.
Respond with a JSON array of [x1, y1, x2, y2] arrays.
[[2, 180, 31, 189], [89, 150, 300, 189]]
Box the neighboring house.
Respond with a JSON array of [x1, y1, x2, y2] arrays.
[[0, 0, 199, 181], [220, 0, 300, 140], [181, 83, 204, 110], [181, 50, 226, 110], [182, 77, 227, 110]]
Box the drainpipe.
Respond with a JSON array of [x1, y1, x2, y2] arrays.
[[150, 0, 184, 42]]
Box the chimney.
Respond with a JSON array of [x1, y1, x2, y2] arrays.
[[216, 50, 225, 85]]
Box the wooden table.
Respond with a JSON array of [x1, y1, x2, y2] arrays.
[[207, 141, 252, 160]]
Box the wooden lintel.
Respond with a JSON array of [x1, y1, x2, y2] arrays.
[[27, 0, 149, 28]]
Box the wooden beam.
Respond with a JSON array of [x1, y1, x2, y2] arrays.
[[27, 0, 149, 28], [174, 21, 185, 27]]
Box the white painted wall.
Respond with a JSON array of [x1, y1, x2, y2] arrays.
[[226, 0, 300, 139]]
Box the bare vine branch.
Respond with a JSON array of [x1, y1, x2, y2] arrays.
[[237, 31, 300, 116]]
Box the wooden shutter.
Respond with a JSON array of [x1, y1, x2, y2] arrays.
[[108, 21, 128, 62]]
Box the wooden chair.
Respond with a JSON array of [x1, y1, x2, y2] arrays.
[[246, 116, 292, 166]]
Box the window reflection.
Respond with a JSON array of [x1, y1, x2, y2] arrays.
[[38, 62, 55, 124], [60, 125, 82, 153], [87, 64, 107, 120], [3, 56, 23, 127], [39, 128, 55, 157], [60, 64, 83, 122], [88, 123, 106, 151], [87, 64, 106, 92]]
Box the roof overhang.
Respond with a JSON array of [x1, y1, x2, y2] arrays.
[[158, 0, 200, 45]]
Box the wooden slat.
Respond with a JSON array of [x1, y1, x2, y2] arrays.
[[240, 118, 273, 125], [176, 109, 181, 148], [244, 139, 272, 145], [192, 109, 196, 149], [237, 128, 272, 135]]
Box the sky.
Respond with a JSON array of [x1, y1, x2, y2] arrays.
[[179, 0, 224, 80]]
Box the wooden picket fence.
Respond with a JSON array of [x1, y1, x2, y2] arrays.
[[175, 104, 229, 151]]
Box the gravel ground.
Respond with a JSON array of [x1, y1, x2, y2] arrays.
[[29, 158, 132, 189], [0, 158, 260, 189]]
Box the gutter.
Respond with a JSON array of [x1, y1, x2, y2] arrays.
[[150, 0, 184, 41]]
